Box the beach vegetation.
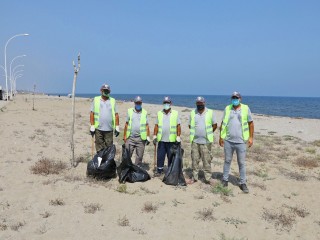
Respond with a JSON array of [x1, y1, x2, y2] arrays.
[[36, 223, 48, 234], [262, 208, 296, 231], [116, 184, 127, 193], [142, 202, 158, 213], [117, 215, 130, 227], [215, 233, 248, 240], [283, 204, 310, 218], [195, 208, 216, 221], [40, 211, 52, 218], [84, 203, 102, 214], [10, 221, 26, 231], [49, 198, 65, 206], [30, 158, 67, 175], [0, 223, 8, 231], [222, 217, 247, 227], [211, 183, 233, 196], [139, 186, 157, 195], [250, 181, 266, 190], [131, 227, 146, 235], [312, 140, 320, 147], [295, 157, 319, 168], [305, 148, 316, 154]]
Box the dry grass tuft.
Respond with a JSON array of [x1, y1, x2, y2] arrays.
[[312, 140, 320, 147], [262, 208, 295, 231], [30, 158, 67, 175], [40, 211, 52, 218], [285, 171, 307, 181], [295, 157, 319, 168], [283, 204, 310, 218], [49, 198, 65, 206], [142, 202, 158, 213], [195, 208, 216, 221], [140, 186, 157, 194], [84, 203, 102, 214], [10, 221, 25, 231], [0, 223, 8, 231], [117, 215, 130, 226], [131, 227, 146, 235], [250, 182, 267, 190]]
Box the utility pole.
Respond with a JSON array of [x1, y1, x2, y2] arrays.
[[70, 53, 80, 167]]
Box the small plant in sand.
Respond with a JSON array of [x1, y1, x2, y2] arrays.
[[10, 221, 26, 231], [262, 208, 296, 231], [305, 148, 316, 154], [211, 183, 233, 196], [216, 233, 248, 240], [295, 157, 319, 168], [117, 215, 130, 227], [36, 223, 48, 234], [283, 204, 310, 218], [30, 158, 67, 175], [250, 181, 266, 190], [312, 140, 320, 147], [195, 208, 216, 221], [131, 227, 146, 235], [116, 184, 128, 193], [40, 211, 52, 218], [0, 223, 8, 231], [222, 217, 247, 227], [142, 202, 158, 213], [49, 198, 65, 206], [84, 203, 102, 214], [140, 186, 157, 194]]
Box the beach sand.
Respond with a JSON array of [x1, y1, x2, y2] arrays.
[[0, 94, 319, 240]]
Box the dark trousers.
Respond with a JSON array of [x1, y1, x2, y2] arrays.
[[95, 129, 113, 153], [157, 141, 175, 173]]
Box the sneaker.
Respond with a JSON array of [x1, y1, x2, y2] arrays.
[[221, 180, 228, 187], [153, 172, 163, 178], [239, 184, 249, 193]]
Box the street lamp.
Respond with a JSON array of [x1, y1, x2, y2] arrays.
[[9, 55, 26, 98], [4, 33, 29, 100], [13, 74, 23, 95], [12, 64, 24, 74]]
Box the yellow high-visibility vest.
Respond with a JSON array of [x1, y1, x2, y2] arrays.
[[220, 104, 249, 141], [93, 96, 116, 129], [126, 108, 147, 140], [189, 109, 214, 143], [157, 110, 178, 142]]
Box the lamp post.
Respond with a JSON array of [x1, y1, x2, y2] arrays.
[[13, 74, 23, 95], [4, 33, 29, 100], [9, 55, 26, 98]]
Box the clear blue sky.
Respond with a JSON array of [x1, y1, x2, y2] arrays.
[[1, 0, 319, 97]]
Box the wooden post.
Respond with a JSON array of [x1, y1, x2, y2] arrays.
[[32, 84, 36, 110], [70, 53, 80, 167]]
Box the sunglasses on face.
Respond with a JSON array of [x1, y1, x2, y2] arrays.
[[231, 96, 239, 99]]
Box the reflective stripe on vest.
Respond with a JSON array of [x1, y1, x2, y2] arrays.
[[189, 109, 214, 143], [126, 108, 147, 140], [157, 110, 178, 142], [220, 104, 249, 141], [93, 96, 116, 129]]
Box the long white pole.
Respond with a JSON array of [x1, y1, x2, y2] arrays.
[[4, 33, 29, 101], [9, 55, 26, 99]]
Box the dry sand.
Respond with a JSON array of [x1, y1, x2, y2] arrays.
[[0, 94, 320, 240]]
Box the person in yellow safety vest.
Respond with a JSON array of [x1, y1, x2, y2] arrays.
[[219, 91, 254, 193], [153, 96, 181, 177], [188, 96, 217, 184], [90, 84, 120, 167], [123, 96, 151, 166]]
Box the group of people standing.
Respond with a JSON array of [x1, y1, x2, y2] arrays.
[[90, 84, 254, 193]]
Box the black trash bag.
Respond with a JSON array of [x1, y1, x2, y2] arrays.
[[117, 145, 150, 183], [163, 143, 186, 186], [86, 144, 117, 179]]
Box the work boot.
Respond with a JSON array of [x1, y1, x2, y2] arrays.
[[198, 171, 209, 184], [239, 184, 249, 193], [221, 180, 228, 187]]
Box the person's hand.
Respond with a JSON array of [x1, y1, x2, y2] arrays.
[[146, 136, 151, 145], [176, 136, 181, 143], [153, 136, 157, 145], [115, 126, 120, 137], [219, 137, 224, 147], [90, 125, 95, 136], [123, 137, 127, 143], [248, 137, 253, 147]]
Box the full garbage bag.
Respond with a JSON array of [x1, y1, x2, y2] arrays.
[[87, 144, 117, 179], [117, 145, 150, 183], [163, 143, 186, 186]]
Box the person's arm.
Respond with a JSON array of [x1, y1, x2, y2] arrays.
[[115, 113, 119, 126], [146, 124, 150, 137], [177, 124, 181, 137], [153, 124, 158, 136], [212, 123, 217, 132], [248, 121, 254, 147]]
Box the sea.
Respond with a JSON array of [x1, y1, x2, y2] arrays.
[[51, 93, 320, 119]]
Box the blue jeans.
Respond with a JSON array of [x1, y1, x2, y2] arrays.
[[157, 141, 175, 173], [223, 140, 247, 184]]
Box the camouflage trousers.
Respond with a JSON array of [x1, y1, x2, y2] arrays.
[[191, 142, 213, 180]]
